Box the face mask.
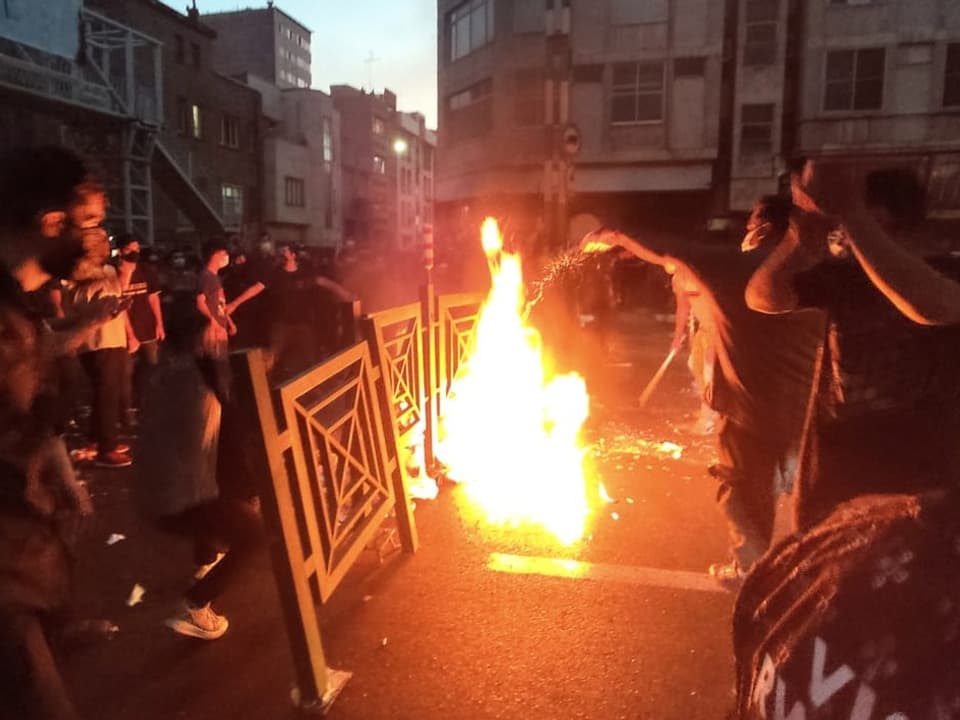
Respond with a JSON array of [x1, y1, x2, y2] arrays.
[[121, 251, 140, 263]]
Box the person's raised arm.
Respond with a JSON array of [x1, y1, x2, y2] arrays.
[[225, 281, 265, 316]]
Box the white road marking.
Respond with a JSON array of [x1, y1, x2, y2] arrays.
[[487, 553, 726, 594]]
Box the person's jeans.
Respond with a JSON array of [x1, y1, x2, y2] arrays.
[[120, 340, 161, 415], [711, 416, 786, 571], [80, 348, 126, 454]]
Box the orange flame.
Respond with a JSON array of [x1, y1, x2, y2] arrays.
[[439, 218, 596, 544]]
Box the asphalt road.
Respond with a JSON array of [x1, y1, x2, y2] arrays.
[[61, 314, 744, 720]]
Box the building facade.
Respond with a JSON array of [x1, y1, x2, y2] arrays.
[[203, 6, 312, 89], [393, 112, 437, 251], [331, 85, 398, 249], [436, 0, 728, 246], [89, 0, 263, 246], [250, 79, 343, 249], [437, 0, 960, 242]]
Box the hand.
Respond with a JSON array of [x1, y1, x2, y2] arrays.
[[579, 229, 618, 254], [670, 335, 685, 353], [227, 318, 238, 337], [127, 336, 141, 355], [156, 325, 166, 342]]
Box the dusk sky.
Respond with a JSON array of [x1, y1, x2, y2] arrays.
[[176, 1, 439, 127]]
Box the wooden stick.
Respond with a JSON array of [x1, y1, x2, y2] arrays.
[[638, 348, 678, 408]]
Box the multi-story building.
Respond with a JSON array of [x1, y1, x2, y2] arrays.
[[436, 0, 728, 246], [393, 111, 437, 251], [244, 75, 343, 248], [88, 0, 263, 245], [331, 85, 398, 249], [437, 0, 960, 241], [0, 0, 164, 241], [203, 5, 312, 89], [792, 0, 960, 220]]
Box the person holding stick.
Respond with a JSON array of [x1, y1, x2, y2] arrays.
[[582, 205, 824, 588]]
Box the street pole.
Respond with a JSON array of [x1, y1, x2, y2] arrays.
[[544, 0, 572, 253]]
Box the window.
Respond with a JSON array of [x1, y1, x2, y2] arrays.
[[674, 57, 706, 77], [322, 117, 334, 166], [221, 184, 243, 228], [740, 103, 775, 154], [744, 0, 778, 66], [175, 34, 185, 64], [372, 117, 385, 135], [191, 42, 201, 68], [611, 61, 664, 123], [446, 78, 493, 141], [514, 69, 544, 125], [824, 48, 885, 111], [945, 44, 960, 107], [190, 104, 202, 139], [373, 155, 386, 174], [219, 115, 239, 148], [284, 177, 305, 207], [296, 77, 309, 88], [449, 0, 494, 62]]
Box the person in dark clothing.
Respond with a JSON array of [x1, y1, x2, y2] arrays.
[[0, 145, 109, 720], [582, 212, 824, 588], [733, 487, 960, 719], [746, 162, 960, 530], [116, 232, 164, 416], [135, 295, 262, 640]]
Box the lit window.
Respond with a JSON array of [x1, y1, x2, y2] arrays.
[[373, 155, 386, 174], [190, 104, 202, 139], [824, 48, 885, 111], [945, 44, 960, 107], [221, 184, 243, 228], [372, 117, 385, 135], [743, 0, 777, 66], [610, 62, 664, 123], [322, 117, 334, 166], [740, 103, 775, 154], [449, 0, 495, 62], [284, 177, 305, 207], [220, 114, 239, 148]]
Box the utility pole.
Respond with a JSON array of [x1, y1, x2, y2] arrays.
[[363, 50, 380, 91], [543, 0, 573, 252]]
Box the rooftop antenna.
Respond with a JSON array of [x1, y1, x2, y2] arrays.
[[363, 50, 380, 91]]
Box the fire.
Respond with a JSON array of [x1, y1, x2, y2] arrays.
[[439, 218, 597, 544]]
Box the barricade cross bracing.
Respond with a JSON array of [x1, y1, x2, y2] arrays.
[[242, 286, 484, 714], [242, 344, 417, 713]]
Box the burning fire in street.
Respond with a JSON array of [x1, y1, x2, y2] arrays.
[[438, 218, 600, 544]]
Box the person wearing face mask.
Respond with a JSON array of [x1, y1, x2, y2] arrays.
[[116, 233, 164, 421], [0, 145, 109, 720], [62, 189, 137, 469]]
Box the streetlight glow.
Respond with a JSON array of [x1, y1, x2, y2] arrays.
[[393, 138, 408, 155]]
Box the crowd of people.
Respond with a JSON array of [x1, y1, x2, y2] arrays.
[[584, 158, 960, 718], [0, 146, 359, 719], [2, 141, 959, 719]]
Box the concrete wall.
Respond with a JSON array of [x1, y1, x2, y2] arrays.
[[799, 0, 960, 155]]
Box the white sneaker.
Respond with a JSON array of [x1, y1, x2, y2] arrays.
[[193, 551, 226, 580], [165, 602, 229, 640]]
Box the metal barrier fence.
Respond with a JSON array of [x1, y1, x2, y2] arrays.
[[244, 283, 485, 713]]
